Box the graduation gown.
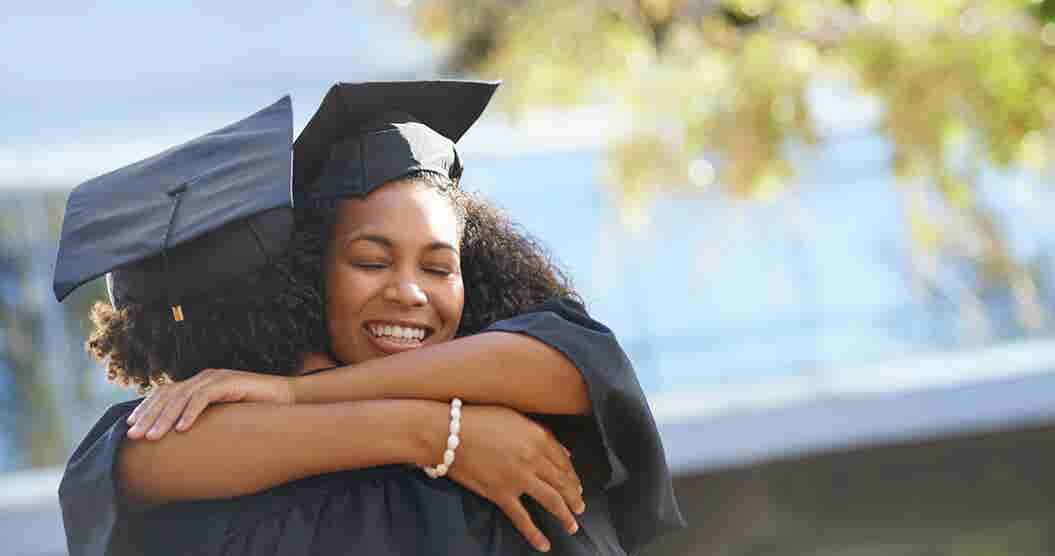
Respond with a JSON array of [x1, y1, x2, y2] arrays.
[[59, 297, 685, 556]]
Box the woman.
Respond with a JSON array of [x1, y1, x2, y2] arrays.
[[59, 83, 683, 555]]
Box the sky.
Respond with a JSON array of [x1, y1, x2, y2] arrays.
[[0, 1, 438, 186], [0, 2, 888, 189]]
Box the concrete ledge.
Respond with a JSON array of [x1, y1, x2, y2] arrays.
[[0, 468, 65, 556], [655, 368, 1055, 475], [0, 467, 62, 510]]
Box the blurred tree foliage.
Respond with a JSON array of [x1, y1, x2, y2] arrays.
[[406, 0, 1055, 333], [0, 193, 96, 469]]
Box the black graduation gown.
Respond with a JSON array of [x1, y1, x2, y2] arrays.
[[58, 297, 685, 556]]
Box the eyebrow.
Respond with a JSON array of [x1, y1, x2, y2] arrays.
[[341, 233, 458, 254]]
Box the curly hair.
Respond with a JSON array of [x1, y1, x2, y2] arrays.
[[453, 189, 581, 336], [86, 216, 330, 391], [87, 171, 580, 389]]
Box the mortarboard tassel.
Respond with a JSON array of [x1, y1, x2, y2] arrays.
[[161, 181, 190, 373]]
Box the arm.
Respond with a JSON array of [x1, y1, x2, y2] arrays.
[[119, 399, 446, 506], [287, 297, 617, 414], [119, 398, 582, 551], [122, 297, 680, 551], [128, 297, 606, 435], [291, 331, 590, 415]]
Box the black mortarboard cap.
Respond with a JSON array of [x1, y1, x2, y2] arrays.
[[53, 96, 295, 310], [293, 80, 500, 206]]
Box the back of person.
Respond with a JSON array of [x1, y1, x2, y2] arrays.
[[56, 84, 683, 556]]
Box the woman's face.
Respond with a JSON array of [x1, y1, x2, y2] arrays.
[[325, 178, 464, 364]]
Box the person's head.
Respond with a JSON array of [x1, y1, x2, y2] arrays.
[[320, 175, 464, 365], [53, 96, 329, 391], [303, 170, 580, 366], [86, 223, 330, 390], [293, 80, 578, 364]]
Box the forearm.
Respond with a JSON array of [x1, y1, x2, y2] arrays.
[[118, 399, 448, 506], [292, 331, 590, 415]]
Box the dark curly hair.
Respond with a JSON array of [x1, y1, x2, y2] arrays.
[[87, 171, 580, 390], [454, 186, 581, 335], [86, 216, 330, 391]]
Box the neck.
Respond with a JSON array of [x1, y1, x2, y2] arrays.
[[296, 352, 340, 375]]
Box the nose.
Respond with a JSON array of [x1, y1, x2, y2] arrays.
[[384, 279, 428, 307]]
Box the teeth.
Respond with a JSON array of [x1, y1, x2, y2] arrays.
[[369, 324, 427, 342]]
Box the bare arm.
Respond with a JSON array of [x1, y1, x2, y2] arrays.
[[119, 397, 584, 550], [119, 399, 445, 506], [291, 331, 590, 415]]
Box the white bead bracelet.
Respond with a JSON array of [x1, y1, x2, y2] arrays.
[[423, 398, 462, 479]]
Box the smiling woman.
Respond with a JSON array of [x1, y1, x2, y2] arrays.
[[58, 81, 683, 556], [324, 178, 466, 362]]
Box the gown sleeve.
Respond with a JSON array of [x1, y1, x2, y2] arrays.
[[482, 296, 686, 553], [58, 399, 143, 556]]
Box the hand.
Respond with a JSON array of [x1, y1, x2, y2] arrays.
[[126, 368, 294, 440], [443, 405, 586, 553]]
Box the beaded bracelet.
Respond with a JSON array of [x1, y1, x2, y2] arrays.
[[423, 398, 462, 478]]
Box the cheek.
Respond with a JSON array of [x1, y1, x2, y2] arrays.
[[434, 277, 465, 335], [324, 258, 373, 328]]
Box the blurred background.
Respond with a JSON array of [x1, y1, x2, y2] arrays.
[[4, 1, 1055, 554]]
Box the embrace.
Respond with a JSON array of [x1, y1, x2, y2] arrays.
[[53, 80, 683, 556]]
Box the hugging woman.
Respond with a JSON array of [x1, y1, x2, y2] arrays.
[[55, 82, 683, 556]]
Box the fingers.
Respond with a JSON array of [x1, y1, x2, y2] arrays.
[[497, 496, 552, 553], [537, 455, 585, 518], [540, 430, 575, 477], [125, 393, 151, 425], [526, 475, 579, 539], [145, 389, 195, 440], [176, 389, 218, 432], [127, 370, 219, 440], [540, 434, 585, 513], [126, 387, 170, 439]]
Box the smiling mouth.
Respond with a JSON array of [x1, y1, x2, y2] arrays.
[[363, 322, 434, 345]]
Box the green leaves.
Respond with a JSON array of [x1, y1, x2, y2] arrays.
[[407, 0, 1055, 329]]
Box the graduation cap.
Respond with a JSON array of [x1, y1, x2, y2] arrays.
[[53, 95, 295, 314], [293, 80, 500, 206]]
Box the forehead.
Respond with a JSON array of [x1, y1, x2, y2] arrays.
[[331, 179, 460, 244]]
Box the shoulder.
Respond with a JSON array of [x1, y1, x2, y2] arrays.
[[60, 399, 143, 493], [70, 400, 143, 460], [489, 295, 612, 335]]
